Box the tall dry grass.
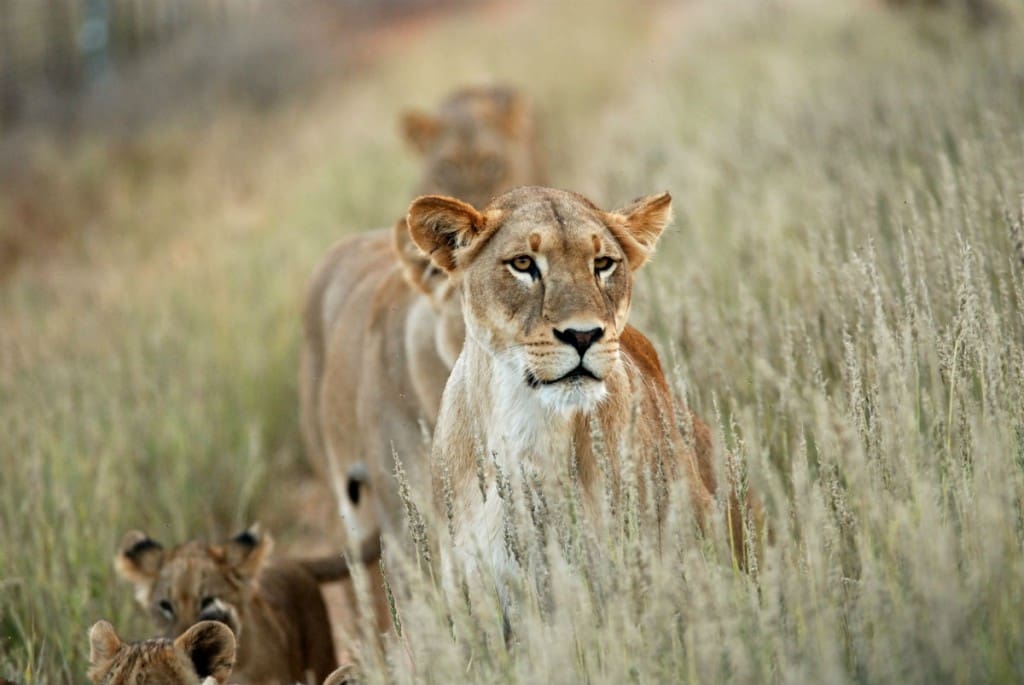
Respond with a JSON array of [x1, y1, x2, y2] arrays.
[[350, 2, 1024, 684]]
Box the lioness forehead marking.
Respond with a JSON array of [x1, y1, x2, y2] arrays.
[[529, 233, 541, 252], [591, 234, 600, 253], [544, 198, 566, 232]]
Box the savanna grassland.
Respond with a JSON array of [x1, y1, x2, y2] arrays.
[[3, 1, 1024, 684]]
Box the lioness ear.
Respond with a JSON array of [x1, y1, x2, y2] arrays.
[[606, 192, 673, 271], [401, 110, 441, 156], [176, 620, 236, 684], [223, 524, 273, 578], [88, 620, 123, 675], [115, 531, 164, 602], [407, 195, 489, 273]]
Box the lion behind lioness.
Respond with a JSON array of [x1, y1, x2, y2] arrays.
[[406, 186, 756, 587], [402, 85, 545, 209], [299, 86, 544, 554]]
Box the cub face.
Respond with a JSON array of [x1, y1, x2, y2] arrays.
[[87, 620, 235, 685], [408, 186, 672, 413], [402, 86, 540, 210], [115, 526, 272, 641]]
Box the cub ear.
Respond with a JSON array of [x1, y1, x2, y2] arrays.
[[401, 110, 441, 156], [323, 664, 357, 685], [392, 217, 445, 295], [222, 524, 273, 578], [407, 195, 489, 273], [606, 192, 673, 271], [114, 531, 164, 601], [175, 620, 236, 685], [88, 620, 123, 679]]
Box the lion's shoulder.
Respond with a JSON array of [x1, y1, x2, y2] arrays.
[[621, 324, 670, 393]]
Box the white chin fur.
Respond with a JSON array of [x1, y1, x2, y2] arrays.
[[534, 377, 607, 414], [493, 350, 608, 415]]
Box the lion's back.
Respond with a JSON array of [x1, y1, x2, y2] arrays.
[[299, 229, 395, 479], [300, 226, 435, 535]]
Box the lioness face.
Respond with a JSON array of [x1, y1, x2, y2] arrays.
[[408, 186, 672, 412], [463, 192, 632, 411], [402, 87, 538, 209], [115, 527, 271, 641]]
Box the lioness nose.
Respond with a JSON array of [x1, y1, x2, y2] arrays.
[[553, 327, 604, 356]]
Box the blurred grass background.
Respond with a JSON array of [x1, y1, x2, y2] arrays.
[[2, 0, 1024, 683]]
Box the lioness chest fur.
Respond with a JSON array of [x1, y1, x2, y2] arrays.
[[407, 186, 715, 581]]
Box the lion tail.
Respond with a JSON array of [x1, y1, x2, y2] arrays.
[[298, 534, 382, 584]]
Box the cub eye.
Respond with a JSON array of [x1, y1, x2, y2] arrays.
[[594, 256, 615, 273], [200, 597, 216, 610], [157, 600, 175, 617], [510, 255, 535, 273]]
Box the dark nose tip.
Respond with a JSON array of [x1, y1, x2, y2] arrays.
[[553, 327, 604, 356], [198, 608, 231, 625]]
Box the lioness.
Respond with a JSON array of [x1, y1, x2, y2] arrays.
[[407, 186, 725, 583], [87, 619, 235, 685], [114, 525, 371, 685], [300, 85, 543, 550], [401, 85, 545, 209]]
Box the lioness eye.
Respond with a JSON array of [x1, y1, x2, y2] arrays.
[[506, 255, 540, 281], [510, 256, 535, 273], [158, 600, 175, 617], [200, 597, 215, 609], [594, 256, 615, 273]]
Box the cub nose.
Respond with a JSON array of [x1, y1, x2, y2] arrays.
[[553, 327, 604, 356], [198, 602, 232, 627]]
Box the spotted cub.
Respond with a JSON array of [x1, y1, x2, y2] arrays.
[[115, 525, 374, 685], [87, 619, 235, 685]]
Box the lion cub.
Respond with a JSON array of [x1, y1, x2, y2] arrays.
[[87, 619, 235, 685], [300, 85, 544, 552], [115, 525, 365, 685]]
